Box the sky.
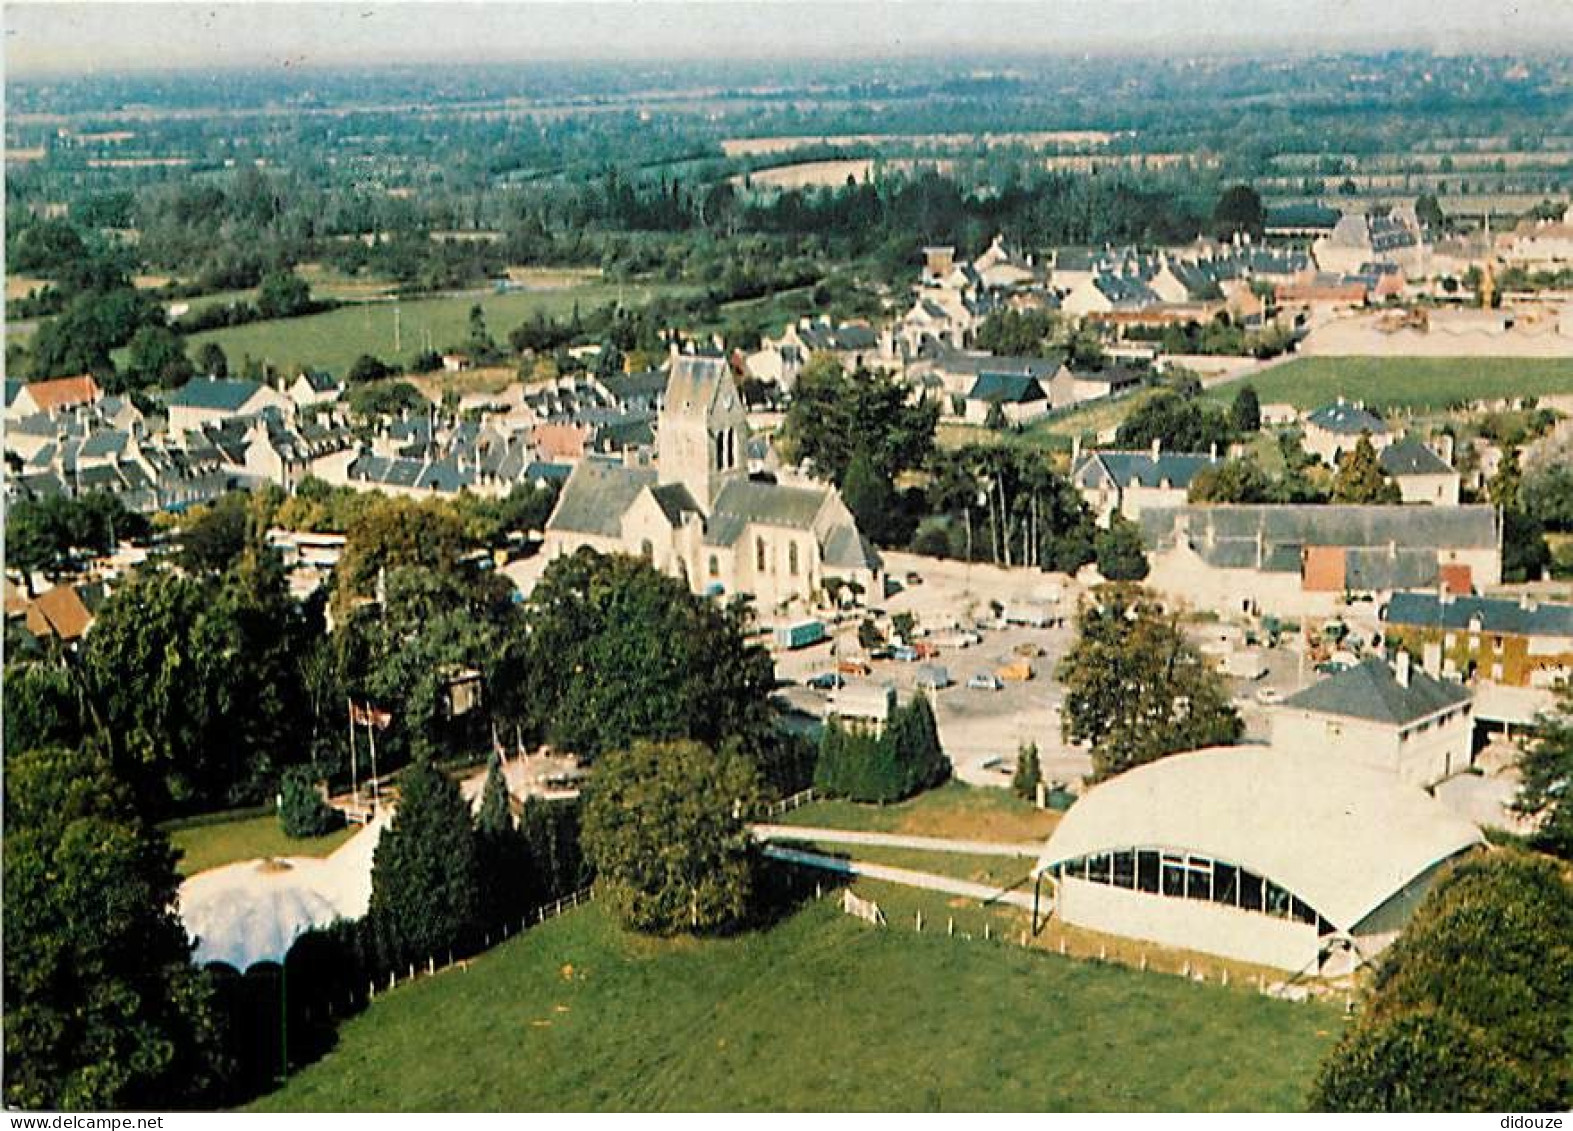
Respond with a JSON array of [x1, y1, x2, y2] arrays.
[[5, 1, 1573, 77]]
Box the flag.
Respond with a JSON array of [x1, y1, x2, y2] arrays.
[[350, 701, 393, 729]]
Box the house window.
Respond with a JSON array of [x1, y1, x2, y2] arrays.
[[715, 431, 726, 471], [640, 539, 654, 561], [788, 542, 799, 576], [756, 537, 766, 572], [708, 555, 719, 578]]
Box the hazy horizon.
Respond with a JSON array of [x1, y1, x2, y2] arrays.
[[6, 1, 1573, 80]]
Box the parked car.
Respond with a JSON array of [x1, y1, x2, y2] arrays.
[[905, 570, 923, 585], [807, 672, 843, 690], [1255, 687, 1284, 705], [967, 673, 1004, 691], [868, 646, 894, 661], [1013, 642, 1045, 658], [838, 659, 872, 677], [892, 645, 920, 663]]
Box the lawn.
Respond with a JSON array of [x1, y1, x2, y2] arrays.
[[181, 280, 701, 377], [251, 898, 1338, 1111], [779, 781, 1061, 843], [1208, 356, 1573, 412], [168, 812, 357, 878]]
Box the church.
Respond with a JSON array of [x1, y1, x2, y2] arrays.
[[543, 352, 882, 609]]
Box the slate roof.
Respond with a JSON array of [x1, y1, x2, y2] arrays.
[[1075, 450, 1217, 490], [1379, 439, 1453, 477], [298, 369, 341, 393], [928, 346, 1065, 380], [168, 378, 265, 412], [1306, 402, 1388, 435], [968, 373, 1048, 404], [823, 524, 882, 571], [5, 379, 22, 407], [648, 483, 701, 526], [1385, 591, 1573, 641], [711, 479, 827, 530], [545, 461, 658, 538], [1140, 504, 1499, 581], [1282, 657, 1471, 727]]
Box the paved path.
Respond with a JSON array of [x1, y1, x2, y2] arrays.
[[752, 824, 1043, 858], [761, 845, 1044, 912]]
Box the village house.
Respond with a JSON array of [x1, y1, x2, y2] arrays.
[[289, 369, 345, 409], [1302, 399, 1392, 465], [7, 374, 103, 420], [544, 351, 881, 608], [962, 372, 1052, 426], [1272, 653, 1474, 787], [166, 377, 292, 433], [1379, 437, 1461, 505], [1072, 443, 1221, 525], [1383, 590, 1573, 690]]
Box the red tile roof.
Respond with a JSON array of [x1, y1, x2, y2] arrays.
[[22, 374, 102, 412]]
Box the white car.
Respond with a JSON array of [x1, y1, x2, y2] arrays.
[[968, 673, 1004, 691], [1254, 687, 1283, 705]]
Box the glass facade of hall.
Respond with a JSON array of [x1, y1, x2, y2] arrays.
[[1047, 848, 1334, 935]]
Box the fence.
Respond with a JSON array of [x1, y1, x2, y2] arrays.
[[760, 787, 816, 820], [368, 885, 596, 1001]]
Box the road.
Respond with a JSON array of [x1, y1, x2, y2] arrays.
[[752, 824, 1043, 857], [761, 845, 1046, 913]]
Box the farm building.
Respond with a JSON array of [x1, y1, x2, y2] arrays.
[[1034, 745, 1481, 976]]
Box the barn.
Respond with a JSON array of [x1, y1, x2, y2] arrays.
[[1033, 746, 1481, 975]]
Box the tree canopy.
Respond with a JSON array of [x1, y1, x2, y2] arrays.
[[515, 549, 776, 763], [783, 355, 938, 485], [1057, 585, 1242, 779], [3, 745, 228, 1110], [583, 739, 762, 935], [1331, 434, 1401, 504], [1311, 852, 1573, 1112]]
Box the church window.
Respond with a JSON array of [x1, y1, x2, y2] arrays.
[[756, 537, 767, 572], [788, 541, 799, 576], [715, 431, 726, 471], [708, 555, 720, 578]]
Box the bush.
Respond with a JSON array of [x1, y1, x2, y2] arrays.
[[278, 766, 344, 839], [815, 695, 949, 803]]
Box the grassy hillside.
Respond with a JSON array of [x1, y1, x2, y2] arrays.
[[181, 280, 700, 377], [1211, 356, 1573, 412], [252, 898, 1338, 1112]]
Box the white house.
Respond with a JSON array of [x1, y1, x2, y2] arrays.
[[166, 378, 291, 433], [1272, 654, 1475, 787], [1379, 438, 1461, 506], [1302, 399, 1391, 466]]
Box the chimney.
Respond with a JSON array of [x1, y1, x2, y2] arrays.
[[1520, 593, 1537, 613], [1150, 437, 1161, 461], [1422, 640, 1442, 677], [1395, 650, 1412, 688], [1209, 441, 1218, 462], [1071, 435, 1082, 465]]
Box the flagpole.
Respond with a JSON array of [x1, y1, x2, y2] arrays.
[[347, 699, 359, 818], [367, 714, 381, 813]]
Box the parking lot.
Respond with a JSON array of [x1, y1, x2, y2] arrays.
[[770, 552, 1095, 790]]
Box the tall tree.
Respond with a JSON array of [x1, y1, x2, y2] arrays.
[[4, 745, 229, 1110], [783, 356, 938, 485], [1332, 433, 1401, 504], [1057, 584, 1243, 779], [1211, 184, 1266, 240], [583, 739, 762, 935], [367, 757, 482, 967], [841, 447, 900, 546], [1094, 516, 1150, 581], [1229, 384, 1261, 433], [474, 752, 532, 929]]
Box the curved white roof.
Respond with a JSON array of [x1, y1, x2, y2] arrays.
[[180, 812, 388, 969], [1035, 746, 1482, 930]]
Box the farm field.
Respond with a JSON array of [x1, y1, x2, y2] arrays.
[[251, 896, 1338, 1112], [168, 812, 356, 878], [182, 280, 701, 377], [1206, 356, 1573, 411], [721, 131, 1119, 157]]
